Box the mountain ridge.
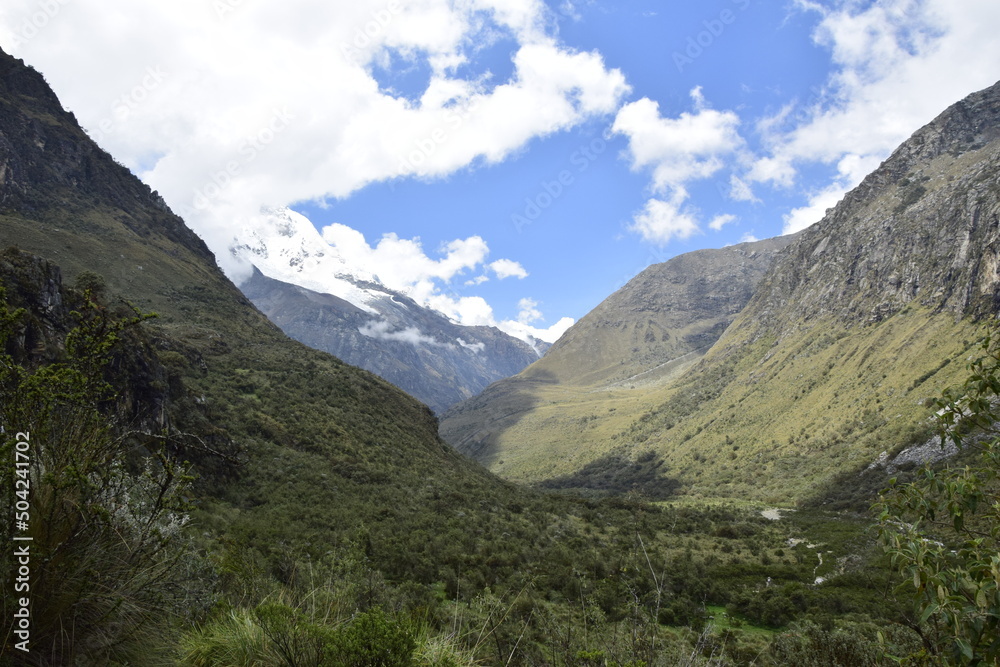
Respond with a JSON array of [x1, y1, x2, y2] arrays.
[[440, 234, 797, 469], [240, 265, 542, 412], [441, 79, 1000, 503], [727, 79, 1000, 340]]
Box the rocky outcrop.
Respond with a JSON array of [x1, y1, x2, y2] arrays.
[[730, 80, 1000, 342]]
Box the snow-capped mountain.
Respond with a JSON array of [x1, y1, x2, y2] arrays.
[[234, 207, 383, 312], [231, 208, 544, 412]]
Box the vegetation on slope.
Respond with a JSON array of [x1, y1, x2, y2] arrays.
[[2, 49, 996, 665], [0, 245, 932, 666], [442, 80, 1000, 509]]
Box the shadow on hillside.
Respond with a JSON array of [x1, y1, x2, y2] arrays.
[[536, 450, 681, 500], [799, 442, 983, 513], [442, 369, 556, 468]]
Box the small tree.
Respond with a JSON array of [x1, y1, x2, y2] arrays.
[[876, 323, 1000, 665], [1, 287, 196, 664]]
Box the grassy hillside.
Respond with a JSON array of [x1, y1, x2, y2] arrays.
[[441, 81, 1000, 508], [444, 308, 978, 504], [442, 237, 795, 475]]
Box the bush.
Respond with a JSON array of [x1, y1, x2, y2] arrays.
[[876, 322, 1000, 664], [325, 609, 416, 667]]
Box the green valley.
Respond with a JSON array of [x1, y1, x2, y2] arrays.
[[1, 46, 999, 667]]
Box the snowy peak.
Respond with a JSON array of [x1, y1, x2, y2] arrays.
[[233, 207, 381, 313], [231, 207, 542, 412]]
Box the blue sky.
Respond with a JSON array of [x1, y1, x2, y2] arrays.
[[2, 0, 999, 342]]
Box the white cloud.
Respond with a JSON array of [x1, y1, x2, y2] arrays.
[[628, 196, 700, 245], [359, 320, 453, 348], [611, 88, 744, 243], [316, 222, 545, 333], [0, 0, 630, 280], [456, 338, 486, 353], [498, 316, 574, 348], [728, 175, 760, 203], [489, 258, 529, 279], [611, 89, 743, 195], [320, 223, 489, 291], [516, 297, 543, 324], [708, 214, 738, 232], [751, 0, 1000, 231], [782, 182, 849, 234]]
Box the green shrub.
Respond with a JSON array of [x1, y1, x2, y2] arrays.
[[325, 609, 416, 667]]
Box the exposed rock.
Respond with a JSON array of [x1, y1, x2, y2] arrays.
[[241, 268, 541, 413]]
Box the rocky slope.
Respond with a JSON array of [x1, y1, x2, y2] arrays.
[[240, 262, 539, 413], [441, 80, 1000, 503], [532, 235, 797, 388], [727, 81, 1000, 337]]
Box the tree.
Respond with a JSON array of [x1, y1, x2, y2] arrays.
[[1, 286, 196, 665], [876, 322, 1000, 665]]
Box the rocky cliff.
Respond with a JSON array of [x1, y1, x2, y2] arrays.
[[726, 81, 1000, 341]]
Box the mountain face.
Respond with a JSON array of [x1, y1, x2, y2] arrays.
[[240, 266, 541, 412], [728, 81, 1000, 335], [440, 235, 796, 472], [532, 235, 797, 388], [442, 80, 1000, 504], [0, 43, 511, 587], [233, 209, 540, 413]]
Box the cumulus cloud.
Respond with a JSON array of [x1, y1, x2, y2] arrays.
[[611, 87, 743, 244], [628, 196, 700, 245], [321, 223, 489, 292], [489, 258, 529, 280], [612, 89, 743, 195], [750, 0, 1000, 233], [498, 316, 574, 349], [316, 220, 538, 328], [708, 213, 738, 232], [516, 297, 543, 324], [0, 0, 629, 280], [359, 320, 454, 348]]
